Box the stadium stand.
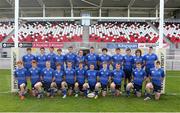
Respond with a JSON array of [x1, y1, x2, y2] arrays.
[[0, 21, 14, 42], [0, 21, 179, 44], [152, 22, 180, 43], [7, 21, 83, 42], [89, 21, 159, 43]]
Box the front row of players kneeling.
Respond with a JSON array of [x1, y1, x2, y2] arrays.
[[15, 60, 165, 101]]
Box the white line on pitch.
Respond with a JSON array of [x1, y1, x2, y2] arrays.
[[0, 91, 11, 94], [0, 91, 180, 96], [167, 76, 180, 78]]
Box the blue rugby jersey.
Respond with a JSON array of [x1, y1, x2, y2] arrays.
[[150, 67, 165, 86]]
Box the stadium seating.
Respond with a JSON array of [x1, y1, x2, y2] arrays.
[[0, 22, 14, 42], [89, 21, 159, 43], [7, 21, 83, 43], [152, 22, 180, 43], [1, 21, 180, 44]]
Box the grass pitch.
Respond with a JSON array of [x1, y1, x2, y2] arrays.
[[0, 69, 180, 112]]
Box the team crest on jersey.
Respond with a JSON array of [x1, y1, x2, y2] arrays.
[[158, 71, 161, 74]]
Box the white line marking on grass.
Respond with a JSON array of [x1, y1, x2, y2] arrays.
[[167, 76, 180, 78], [166, 93, 180, 96], [0, 91, 11, 94]]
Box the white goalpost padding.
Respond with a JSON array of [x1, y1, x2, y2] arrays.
[[156, 48, 166, 94], [11, 48, 19, 92]]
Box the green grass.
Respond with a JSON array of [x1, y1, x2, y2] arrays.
[[0, 69, 180, 112]]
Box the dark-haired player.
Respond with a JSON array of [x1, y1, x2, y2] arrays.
[[126, 62, 146, 97], [143, 46, 158, 77], [22, 48, 36, 76], [74, 62, 86, 97], [98, 48, 111, 69], [95, 62, 111, 99], [54, 48, 65, 71], [29, 60, 43, 98], [123, 48, 134, 91], [110, 63, 124, 96], [83, 64, 98, 98], [64, 61, 76, 96], [144, 61, 165, 101], [47, 46, 56, 69], [36, 47, 47, 70], [112, 48, 124, 69], [133, 49, 143, 68], [85, 47, 99, 70], [65, 46, 77, 68], [75, 49, 85, 68], [54, 63, 66, 98]]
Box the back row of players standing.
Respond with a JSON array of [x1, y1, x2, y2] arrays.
[[23, 46, 158, 75]]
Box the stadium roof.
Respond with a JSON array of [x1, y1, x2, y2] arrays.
[[1, 0, 180, 9], [0, 0, 180, 18]]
